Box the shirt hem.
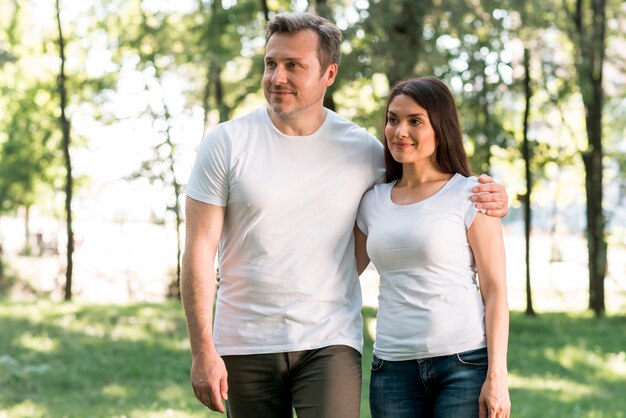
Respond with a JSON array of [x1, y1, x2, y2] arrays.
[[374, 340, 486, 361], [217, 339, 363, 356], [185, 190, 227, 207]]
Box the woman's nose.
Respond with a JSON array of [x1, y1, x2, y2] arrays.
[[395, 123, 409, 137]]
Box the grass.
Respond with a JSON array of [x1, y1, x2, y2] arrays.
[[0, 301, 624, 418]]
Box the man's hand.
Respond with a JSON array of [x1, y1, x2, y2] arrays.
[[471, 174, 509, 218], [190, 350, 229, 413]]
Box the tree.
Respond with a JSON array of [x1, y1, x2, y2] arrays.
[[1, 0, 117, 297], [429, 1, 517, 174], [56, 0, 75, 301], [0, 87, 58, 248], [332, 1, 432, 137], [116, 2, 189, 295], [308, 0, 338, 110], [189, 0, 268, 131], [564, 0, 608, 315], [0, 1, 67, 259], [520, 47, 535, 316]]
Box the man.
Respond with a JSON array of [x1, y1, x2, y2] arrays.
[[181, 11, 508, 418]]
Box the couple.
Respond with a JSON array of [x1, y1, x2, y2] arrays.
[[181, 11, 510, 418]]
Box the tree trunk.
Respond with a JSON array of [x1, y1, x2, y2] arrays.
[[201, 0, 231, 132], [213, 61, 229, 123], [571, 0, 607, 316], [309, 0, 336, 111], [201, 59, 212, 136], [0, 243, 4, 281], [23, 205, 31, 254], [385, 1, 427, 86], [481, 89, 493, 176], [521, 48, 535, 316], [155, 71, 183, 298], [56, 0, 74, 301], [259, 0, 269, 22]]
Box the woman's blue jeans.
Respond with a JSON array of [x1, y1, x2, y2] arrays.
[[369, 347, 488, 418]]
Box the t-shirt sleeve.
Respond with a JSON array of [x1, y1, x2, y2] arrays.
[[185, 126, 230, 207], [356, 190, 374, 235], [369, 135, 386, 186], [462, 176, 483, 229]]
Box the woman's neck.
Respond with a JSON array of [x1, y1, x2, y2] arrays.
[[397, 162, 449, 188]]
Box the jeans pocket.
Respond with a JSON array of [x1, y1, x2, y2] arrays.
[[371, 355, 385, 372], [455, 347, 488, 368]]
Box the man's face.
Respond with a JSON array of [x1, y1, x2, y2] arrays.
[[263, 29, 337, 119]]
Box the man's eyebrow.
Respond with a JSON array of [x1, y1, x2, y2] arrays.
[[264, 55, 305, 62]]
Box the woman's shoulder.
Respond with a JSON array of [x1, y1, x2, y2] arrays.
[[373, 181, 396, 198], [450, 172, 478, 184], [447, 173, 480, 193], [361, 181, 393, 206]]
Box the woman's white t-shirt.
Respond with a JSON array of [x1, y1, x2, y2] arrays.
[[357, 173, 487, 361]]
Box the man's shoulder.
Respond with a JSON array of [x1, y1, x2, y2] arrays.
[[204, 107, 267, 144], [326, 109, 369, 133], [222, 107, 267, 129], [325, 109, 381, 146]]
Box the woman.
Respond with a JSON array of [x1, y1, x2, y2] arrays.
[[355, 77, 510, 418]]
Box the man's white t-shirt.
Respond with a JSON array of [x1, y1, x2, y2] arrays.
[[186, 107, 385, 355], [357, 173, 487, 361]]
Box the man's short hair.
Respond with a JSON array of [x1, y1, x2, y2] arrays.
[[266, 12, 342, 72]]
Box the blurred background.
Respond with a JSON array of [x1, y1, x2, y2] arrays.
[[0, 0, 625, 417]]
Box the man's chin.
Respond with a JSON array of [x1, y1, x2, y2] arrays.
[[269, 103, 294, 116]]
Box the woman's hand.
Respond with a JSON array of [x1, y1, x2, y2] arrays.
[[479, 372, 510, 418]]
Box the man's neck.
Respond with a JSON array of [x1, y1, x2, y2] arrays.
[[267, 107, 327, 136]]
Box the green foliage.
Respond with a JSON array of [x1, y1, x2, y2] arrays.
[[0, 0, 117, 217], [0, 301, 216, 417], [0, 45, 14, 67], [0, 86, 58, 213], [188, 0, 268, 122], [0, 0, 624, 313], [507, 311, 626, 417], [426, 0, 518, 174], [0, 0, 61, 215], [337, 0, 529, 173], [341, 0, 431, 85], [0, 303, 624, 417]]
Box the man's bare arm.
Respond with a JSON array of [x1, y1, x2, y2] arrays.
[[180, 196, 227, 413]]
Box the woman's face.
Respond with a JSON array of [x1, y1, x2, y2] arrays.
[[385, 94, 437, 165]]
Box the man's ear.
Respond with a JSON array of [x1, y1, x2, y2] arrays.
[[325, 63, 338, 87]]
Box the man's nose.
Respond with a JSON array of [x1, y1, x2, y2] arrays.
[[271, 66, 287, 84]]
